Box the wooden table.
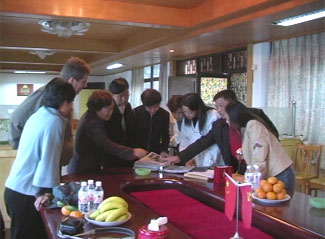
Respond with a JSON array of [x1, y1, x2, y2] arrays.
[[40, 168, 325, 239]]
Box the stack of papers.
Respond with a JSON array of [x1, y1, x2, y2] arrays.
[[163, 165, 195, 174], [184, 169, 214, 181], [134, 152, 168, 170]]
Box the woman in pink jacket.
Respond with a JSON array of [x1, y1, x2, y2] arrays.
[[225, 102, 295, 193]]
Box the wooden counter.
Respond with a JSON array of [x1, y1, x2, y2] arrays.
[[40, 168, 324, 239]]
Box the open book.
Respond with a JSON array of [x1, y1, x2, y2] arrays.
[[134, 152, 169, 170]]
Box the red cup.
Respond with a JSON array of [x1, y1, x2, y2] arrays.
[[214, 166, 233, 184]]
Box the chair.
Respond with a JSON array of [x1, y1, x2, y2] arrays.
[[292, 144, 322, 194], [308, 177, 325, 196]]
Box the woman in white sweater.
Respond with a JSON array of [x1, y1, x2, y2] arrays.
[[179, 93, 222, 167]]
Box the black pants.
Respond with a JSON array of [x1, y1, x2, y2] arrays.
[[4, 188, 47, 239]]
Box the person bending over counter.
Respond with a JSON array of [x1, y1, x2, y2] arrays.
[[133, 89, 170, 157], [225, 101, 295, 193], [68, 90, 147, 174], [9, 56, 90, 166], [164, 90, 278, 174], [178, 93, 222, 167], [5, 78, 76, 239], [167, 95, 184, 151], [104, 78, 136, 168]]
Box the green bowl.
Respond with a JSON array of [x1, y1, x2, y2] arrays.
[[135, 168, 151, 176], [309, 197, 325, 209]]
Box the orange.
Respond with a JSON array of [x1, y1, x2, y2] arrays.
[[266, 191, 277, 200], [262, 183, 273, 192], [276, 191, 286, 200], [273, 183, 284, 193], [257, 190, 266, 199], [255, 188, 264, 194], [267, 177, 278, 185], [61, 206, 71, 216], [277, 180, 286, 189], [260, 179, 267, 187], [70, 211, 83, 218]]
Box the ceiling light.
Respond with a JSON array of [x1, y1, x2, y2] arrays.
[[39, 20, 91, 38], [106, 63, 124, 70], [14, 71, 46, 74], [169, 49, 175, 53], [29, 50, 55, 59], [273, 9, 325, 26]]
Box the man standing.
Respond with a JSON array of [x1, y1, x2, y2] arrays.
[[134, 89, 170, 157], [104, 78, 136, 167], [9, 57, 90, 166]]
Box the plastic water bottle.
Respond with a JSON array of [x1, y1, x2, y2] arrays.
[[87, 179, 95, 211], [244, 165, 253, 184], [78, 181, 88, 213], [252, 165, 262, 190], [93, 181, 104, 210]]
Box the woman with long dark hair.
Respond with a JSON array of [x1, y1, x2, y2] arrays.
[[225, 101, 295, 193], [179, 93, 222, 167]]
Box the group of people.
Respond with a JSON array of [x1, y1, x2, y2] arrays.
[[4, 56, 295, 239]]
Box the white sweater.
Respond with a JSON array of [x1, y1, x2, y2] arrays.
[[179, 109, 223, 167]]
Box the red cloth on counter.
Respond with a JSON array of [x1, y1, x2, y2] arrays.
[[131, 189, 272, 239]]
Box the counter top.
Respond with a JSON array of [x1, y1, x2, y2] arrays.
[[40, 168, 325, 239]]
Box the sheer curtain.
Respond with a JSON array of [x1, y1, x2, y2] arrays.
[[268, 32, 325, 166], [130, 68, 144, 108], [159, 62, 169, 108]]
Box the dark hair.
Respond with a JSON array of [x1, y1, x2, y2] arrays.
[[225, 102, 252, 127], [213, 90, 237, 102], [87, 90, 113, 111], [42, 77, 76, 109], [167, 95, 183, 113], [60, 57, 90, 81], [141, 89, 161, 106], [182, 93, 211, 132], [225, 102, 278, 137], [109, 77, 129, 94]]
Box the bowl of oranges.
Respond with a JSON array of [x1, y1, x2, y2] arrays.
[[252, 176, 291, 204]]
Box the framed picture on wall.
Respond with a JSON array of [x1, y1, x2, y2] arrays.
[[17, 84, 33, 96]]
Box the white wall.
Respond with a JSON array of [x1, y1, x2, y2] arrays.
[[252, 42, 271, 108], [0, 73, 125, 119]]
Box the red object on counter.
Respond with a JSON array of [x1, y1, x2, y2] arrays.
[[214, 166, 233, 184], [138, 224, 169, 239]]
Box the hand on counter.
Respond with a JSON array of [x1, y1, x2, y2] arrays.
[[161, 156, 181, 165], [133, 148, 148, 159], [34, 193, 52, 211]]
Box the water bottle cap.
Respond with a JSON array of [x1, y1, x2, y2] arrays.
[[95, 181, 102, 186], [81, 181, 87, 186], [88, 179, 94, 184]]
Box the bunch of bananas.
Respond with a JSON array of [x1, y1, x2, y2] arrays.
[[89, 196, 129, 222]]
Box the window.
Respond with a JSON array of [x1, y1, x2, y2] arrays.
[[144, 64, 160, 90]]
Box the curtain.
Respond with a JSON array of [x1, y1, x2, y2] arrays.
[[159, 62, 169, 108], [130, 68, 144, 108], [268, 32, 325, 167]]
